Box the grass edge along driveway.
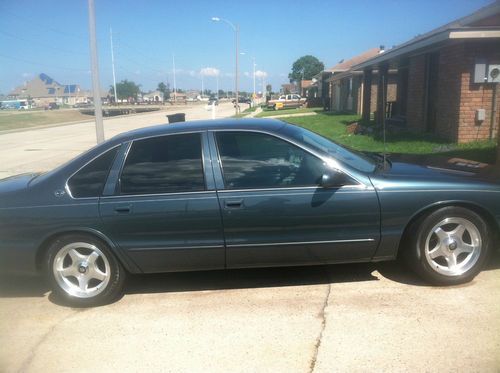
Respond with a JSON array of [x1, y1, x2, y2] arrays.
[[277, 111, 496, 164]]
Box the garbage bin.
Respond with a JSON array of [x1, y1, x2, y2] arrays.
[[166, 113, 186, 123]]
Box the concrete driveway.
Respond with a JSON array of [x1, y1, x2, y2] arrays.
[[1, 259, 499, 372], [0, 106, 499, 372]]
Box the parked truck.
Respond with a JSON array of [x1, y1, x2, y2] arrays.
[[267, 94, 306, 110]]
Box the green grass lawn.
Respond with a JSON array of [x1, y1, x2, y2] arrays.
[[232, 105, 258, 118], [256, 107, 320, 118], [284, 112, 497, 164], [0, 110, 90, 131]]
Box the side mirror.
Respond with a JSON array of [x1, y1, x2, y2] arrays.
[[320, 171, 346, 188]]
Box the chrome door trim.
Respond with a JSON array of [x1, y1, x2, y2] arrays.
[[227, 238, 376, 248]]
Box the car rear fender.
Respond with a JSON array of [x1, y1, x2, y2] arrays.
[[35, 227, 142, 274]]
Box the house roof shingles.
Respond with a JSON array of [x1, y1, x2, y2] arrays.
[[327, 47, 381, 73]]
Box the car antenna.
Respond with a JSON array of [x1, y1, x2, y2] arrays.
[[382, 74, 387, 170]]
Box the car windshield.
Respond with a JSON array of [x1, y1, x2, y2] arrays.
[[281, 124, 376, 173]]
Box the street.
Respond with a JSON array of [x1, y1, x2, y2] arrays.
[[0, 106, 499, 372], [0, 102, 236, 179]]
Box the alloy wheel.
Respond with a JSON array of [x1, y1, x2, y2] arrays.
[[424, 217, 482, 277], [52, 242, 111, 298]]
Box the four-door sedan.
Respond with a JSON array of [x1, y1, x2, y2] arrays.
[[0, 118, 499, 306]]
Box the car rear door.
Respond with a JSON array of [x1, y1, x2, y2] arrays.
[[209, 130, 380, 268], [99, 131, 225, 273]]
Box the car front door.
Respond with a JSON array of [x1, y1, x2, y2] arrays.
[[99, 131, 225, 273], [209, 130, 380, 268]]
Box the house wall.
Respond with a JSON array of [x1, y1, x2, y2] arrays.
[[405, 40, 500, 142], [456, 40, 500, 143]]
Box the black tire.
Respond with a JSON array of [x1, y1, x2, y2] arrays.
[[45, 234, 126, 307], [403, 206, 491, 285]]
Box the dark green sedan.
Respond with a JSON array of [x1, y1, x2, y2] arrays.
[[0, 119, 499, 306]]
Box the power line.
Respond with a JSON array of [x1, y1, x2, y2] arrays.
[[0, 53, 90, 72], [115, 51, 166, 75], [2, 9, 91, 41], [0, 30, 87, 56]]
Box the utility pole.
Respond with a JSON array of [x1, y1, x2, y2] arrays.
[[172, 54, 177, 103], [493, 83, 499, 164], [216, 72, 219, 100], [87, 0, 104, 143], [235, 23, 239, 114], [211, 17, 239, 115], [201, 75, 204, 97], [253, 57, 256, 98], [110, 27, 118, 104]]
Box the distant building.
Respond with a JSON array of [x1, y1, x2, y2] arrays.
[[9, 73, 89, 106], [170, 91, 187, 101], [327, 48, 395, 114], [142, 90, 164, 103], [281, 83, 298, 94], [300, 80, 313, 97]]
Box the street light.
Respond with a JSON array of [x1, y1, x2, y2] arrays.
[[241, 52, 256, 99], [212, 16, 239, 115]]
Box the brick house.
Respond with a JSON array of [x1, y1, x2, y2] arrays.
[[10, 73, 89, 107], [353, 2, 500, 143], [300, 80, 313, 97], [326, 48, 398, 114]]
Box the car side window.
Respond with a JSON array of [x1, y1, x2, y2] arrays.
[[215, 131, 326, 190], [67, 146, 119, 198], [120, 133, 205, 195]]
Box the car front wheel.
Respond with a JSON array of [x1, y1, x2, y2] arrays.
[[45, 234, 125, 306], [404, 206, 491, 285]]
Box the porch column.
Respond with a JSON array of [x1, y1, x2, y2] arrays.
[[362, 69, 372, 122], [376, 63, 389, 125]]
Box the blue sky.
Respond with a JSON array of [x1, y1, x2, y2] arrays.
[[0, 0, 493, 94]]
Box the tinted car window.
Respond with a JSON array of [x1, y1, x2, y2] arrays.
[[281, 125, 376, 173], [216, 132, 325, 189], [67, 146, 119, 198], [121, 133, 205, 195]]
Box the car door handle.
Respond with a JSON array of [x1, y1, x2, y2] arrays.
[[114, 205, 131, 214], [224, 199, 244, 209]]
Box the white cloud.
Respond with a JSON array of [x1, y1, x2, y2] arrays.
[[255, 70, 268, 78], [243, 71, 250, 77], [200, 67, 220, 77], [22, 72, 33, 78]]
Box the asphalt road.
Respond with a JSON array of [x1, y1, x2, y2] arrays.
[[0, 102, 236, 179], [0, 105, 499, 372]]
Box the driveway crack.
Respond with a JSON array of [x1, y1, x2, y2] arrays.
[[309, 281, 331, 373], [17, 309, 83, 373]]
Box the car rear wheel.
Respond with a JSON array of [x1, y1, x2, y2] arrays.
[[45, 234, 125, 306], [404, 206, 491, 285]]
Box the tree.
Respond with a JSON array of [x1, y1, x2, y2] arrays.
[[111, 80, 141, 100], [157, 82, 170, 100], [266, 84, 272, 93], [288, 55, 324, 83]]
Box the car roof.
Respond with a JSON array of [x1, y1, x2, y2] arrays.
[[112, 118, 288, 142]]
